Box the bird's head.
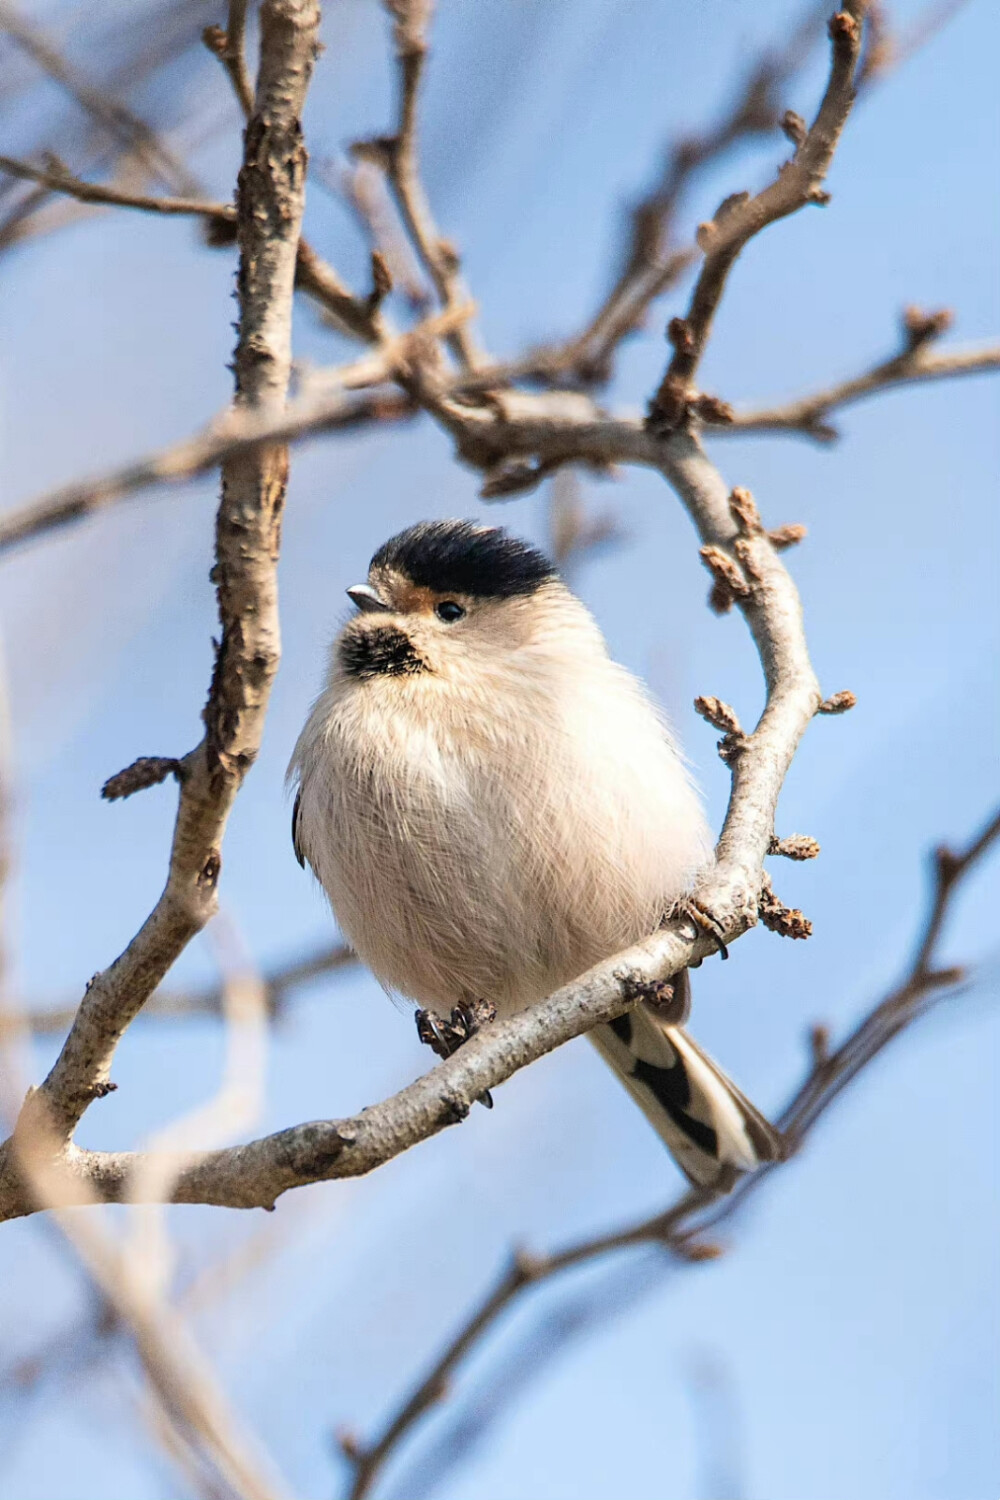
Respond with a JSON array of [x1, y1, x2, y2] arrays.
[[335, 520, 578, 683]]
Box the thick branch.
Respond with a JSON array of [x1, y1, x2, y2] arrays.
[[0, 922, 715, 1220], [648, 2, 868, 432], [0, 0, 320, 1174]]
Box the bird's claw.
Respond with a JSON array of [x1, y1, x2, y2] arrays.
[[415, 1000, 497, 1109], [678, 898, 730, 961]]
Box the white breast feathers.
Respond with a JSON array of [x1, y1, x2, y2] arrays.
[[289, 588, 712, 1016]]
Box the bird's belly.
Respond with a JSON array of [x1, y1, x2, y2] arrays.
[[304, 749, 638, 1015], [297, 672, 706, 1016], [314, 782, 561, 1012]]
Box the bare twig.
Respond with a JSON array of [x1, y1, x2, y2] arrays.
[[204, 1, 256, 120], [548, 1, 831, 385], [327, 152, 430, 309], [648, 2, 869, 432], [0, 0, 321, 1182], [0, 1, 383, 346], [0, 151, 234, 225], [0, 652, 293, 1500], [337, 804, 1000, 1500], [361, 0, 481, 368], [0, 0, 200, 197], [125, 909, 270, 1296], [3, 320, 997, 553], [0, 383, 405, 554], [0, 304, 481, 555], [715, 313, 1000, 441], [9, 1125, 297, 1500], [18, 939, 355, 1037]]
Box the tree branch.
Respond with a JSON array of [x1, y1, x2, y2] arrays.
[[336, 801, 1000, 1500], [0, 0, 321, 1184], [359, 0, 481, 368], [0, 415, 828, 1223], [17, 940, 355, 1037], [0, 1, 384, 348], [0, 151, 235, 226], [712, 309, 1000, 441], [4, 309, 998, 553], [0, 0, 201, 197], [647, 1, 869, 432], [0, 0, 988, 1251], [539, 1, 831, 385], [204, 1, 256, 121], [0, 305, 482, 555]]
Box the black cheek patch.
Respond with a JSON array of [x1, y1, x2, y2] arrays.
[[631, 1056, 720, 1158], [340, 624, 429, 680]]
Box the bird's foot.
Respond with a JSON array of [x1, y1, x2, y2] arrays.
[[618, 973, 688, 1023], [675, 897, 730, 961], [415, 1000, 498, 1108]]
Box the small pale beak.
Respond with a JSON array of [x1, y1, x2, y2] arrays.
[[347, 583, 391, 613]]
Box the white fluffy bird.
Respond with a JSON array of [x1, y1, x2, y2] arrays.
[[289, 520, 782, 1189]]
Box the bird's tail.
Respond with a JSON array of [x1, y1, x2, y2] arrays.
[[589, 971, 784, 1191]]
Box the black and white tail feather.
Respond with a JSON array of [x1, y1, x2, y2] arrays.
[[590, 971, 785, 1190]]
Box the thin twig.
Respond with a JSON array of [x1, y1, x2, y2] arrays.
[[0, 633, 294, 1500], [365, 0, 481, 368], [0, 1, 383, 346], [0, 304, 477, 555], [549, 0, 831, 385], [4, 312, 998, 555], [0, 152, 234, 224], [648, 1, 869, 432], [338, 804, 1000, 1500], [204, 1, 256, 120], [18, 940, 355, 1037], [715, 314, 1000, 441], [0, 0, 201, 197]]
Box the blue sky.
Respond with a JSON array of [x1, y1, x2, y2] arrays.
[[0, 2, 997, 1497]]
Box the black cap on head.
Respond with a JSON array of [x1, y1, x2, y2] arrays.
[[370, 520, 557, 600]]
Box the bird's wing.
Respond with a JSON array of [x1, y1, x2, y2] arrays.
[[291, 789, 306, 869]]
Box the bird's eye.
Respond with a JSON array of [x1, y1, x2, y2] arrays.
[[435, 600, 465, 623]]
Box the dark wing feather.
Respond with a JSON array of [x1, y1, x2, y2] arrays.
[[291, 789, 305, 869]]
